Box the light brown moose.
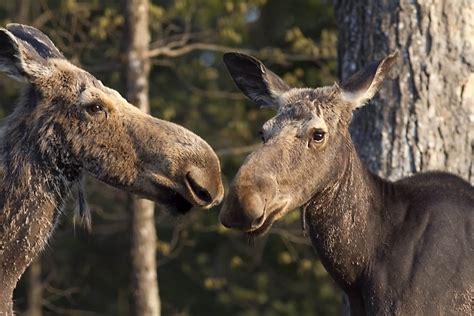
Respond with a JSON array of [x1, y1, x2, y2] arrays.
[[220, 52, 473, 315], [0, 24, 224, 314]]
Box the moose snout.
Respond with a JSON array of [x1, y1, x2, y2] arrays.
[[220, 191, 266, 230], [219, 174, 277, 231], [185, 167, 224, 208]]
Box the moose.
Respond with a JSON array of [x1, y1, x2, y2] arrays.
[[0, 24, 224, 314], [220, 52, 473, 315]]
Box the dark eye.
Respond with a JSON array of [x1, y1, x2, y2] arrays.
[[312, 129, 325, 143], [85, 103, 104, 115]]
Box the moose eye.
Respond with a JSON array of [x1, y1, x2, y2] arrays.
[[85, 103, 104, 115], [312, 129, 325, 143]]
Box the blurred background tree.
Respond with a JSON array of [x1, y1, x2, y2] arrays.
[[126, 0, 160, 315], [0, 0, 340, 315]]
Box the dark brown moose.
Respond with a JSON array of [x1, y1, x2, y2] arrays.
[[0, 24, 224, 314], [220, 52, 473, 315]]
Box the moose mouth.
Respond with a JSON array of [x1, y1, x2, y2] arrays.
[[246, 202, 289, 237], [152, 183, 194, 215]]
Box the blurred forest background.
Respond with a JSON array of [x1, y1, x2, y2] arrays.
[[1, 0, 472, 315], [0, 0, 341, 315]]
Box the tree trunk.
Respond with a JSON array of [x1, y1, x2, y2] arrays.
[[26, 257, 42, 316], [334, 0, 473, 184], [126, 0, 160, 315]]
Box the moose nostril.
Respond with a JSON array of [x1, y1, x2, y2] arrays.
[[186, 173, 213, 204], [196, 187, 212, 204]]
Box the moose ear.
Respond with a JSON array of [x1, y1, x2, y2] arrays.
[[340, 51, 398, 108], [0, 24, 63, 82], [7, 24, 64, 60], [223, 52, 290, 108]]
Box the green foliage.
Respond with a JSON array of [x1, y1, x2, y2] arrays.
[[0, 0, 340, 314]]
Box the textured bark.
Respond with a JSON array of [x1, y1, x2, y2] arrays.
[[26, 257, 42, 316], [129, 199, 159, 316], [126, 0, 160, 315], [335, 0, 473, 183]]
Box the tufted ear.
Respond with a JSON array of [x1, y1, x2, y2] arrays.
[[223, 52, 290, 108], [7, 24, 64, 59], [0, 24, 64, 82], [340, 51, 398, 108]]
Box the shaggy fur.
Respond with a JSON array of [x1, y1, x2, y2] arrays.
[[220, 52, 473, 315], [0, 24, 224, 314]]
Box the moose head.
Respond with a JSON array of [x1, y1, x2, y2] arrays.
[[0, 24, 224, 215], [219, 52, 397, 235]]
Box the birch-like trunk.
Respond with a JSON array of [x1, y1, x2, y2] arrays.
[[126, 0, 160, 315], [335, 0, 473, 183]]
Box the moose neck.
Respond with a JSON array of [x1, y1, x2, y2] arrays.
[[304, 141, 387, 292], [0, 100, 77, 313]]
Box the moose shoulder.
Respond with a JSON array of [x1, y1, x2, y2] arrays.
[[0, 24, 224, 314], [220, 52, 474, 315]]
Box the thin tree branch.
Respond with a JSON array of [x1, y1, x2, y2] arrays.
[[216, 144, 261, 157], [147, 42, 252, 58], [175, 73, 246, 100], [148, 41, 334, 70]]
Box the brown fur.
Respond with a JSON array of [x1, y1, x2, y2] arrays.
[[0, 24, 224, 314], [220, 52, 473, 315]]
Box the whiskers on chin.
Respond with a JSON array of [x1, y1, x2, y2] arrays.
[[246, 233, 256, 246]]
